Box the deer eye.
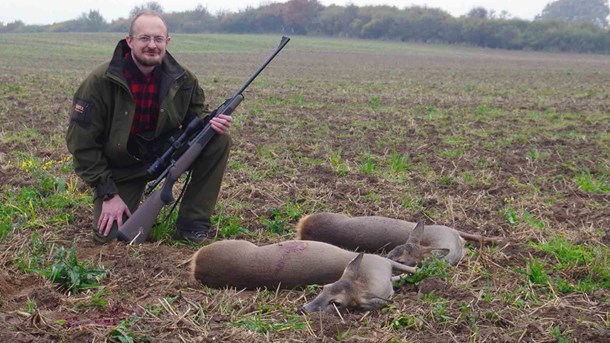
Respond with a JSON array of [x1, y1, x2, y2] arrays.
[[329, 300, 342, 308]]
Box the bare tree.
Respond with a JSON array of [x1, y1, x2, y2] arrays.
[[129, 1, 165, 18]]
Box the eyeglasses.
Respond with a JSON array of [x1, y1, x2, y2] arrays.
[[132, 35, 167, 44]]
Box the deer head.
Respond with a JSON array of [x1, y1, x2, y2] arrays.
[[297, 253, 392, 314], [386, 221, 450, 266]]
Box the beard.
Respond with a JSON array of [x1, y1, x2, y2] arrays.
[[133, 48, 164, 67]]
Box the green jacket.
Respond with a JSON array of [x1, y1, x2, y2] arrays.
[[66, 39, 209, 199]]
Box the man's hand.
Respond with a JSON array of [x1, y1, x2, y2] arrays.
[[98, 195, 132, 237], [210, 114, 232, 134]]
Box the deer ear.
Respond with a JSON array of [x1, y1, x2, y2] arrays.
[[407, 220, 425, 244], [342, 252, 364, 280]]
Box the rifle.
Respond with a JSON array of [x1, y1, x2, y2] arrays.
[[117, 36, 291, 244]]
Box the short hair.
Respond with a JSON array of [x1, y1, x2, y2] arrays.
[[129, 10, 168, 36]]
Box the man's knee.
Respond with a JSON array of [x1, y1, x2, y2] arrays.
[[92, 199, 128, 244], [193, 133, 231, 169], [91, 205, 119, 243], [210, 133, 232, 155], [91, 224, 119, 244]]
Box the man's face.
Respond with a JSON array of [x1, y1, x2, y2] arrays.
[[126, 15, 170, 67]]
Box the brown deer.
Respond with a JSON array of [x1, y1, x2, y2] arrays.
[[190, 239, 416, 313], [296, 212, 501, 266]]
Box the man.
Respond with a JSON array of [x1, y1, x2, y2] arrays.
[[66, 10, 232, 244]]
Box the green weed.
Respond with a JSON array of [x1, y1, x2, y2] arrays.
[[233, 314, 307, 334], [24, 299, 37, 314], [264, 97, 283, 106], [524, 258, 550, 285], [443, 136, 466, 146], [261, 200, 303, 236], [142, 296, 178, 318], [420, 292, 453, 324], [501, 289, 528, 309], [440, 147, 465, 158], [281, 199, 304, 222], [438, 175, 458, 187], [484, 310, 501, 325], [401, 195, 424, 211], [337, 328, 352, 340], [231, 292, 308, 334], [44, 241, 108, 294], [255, 143, 275, 160], [359, 151, 377, 175], [461, 172, 475, 185], [261, 198, 304, 235], [550, 325, 571, 343], [0, 190, 18, 238], [151, 206, 179, 241], [289, 94, 305, 107], [1, 154, 87, 237], [369, 95, 381, 109], [0, 81, 22, 94], [214, 211, 251, 238], [328, 147, 349, 176], [388, 150, 410, 174], [0, 129, 40, 145], [261, 214, 290, 235], [459, 301, 478, 329], [109, 316, 150, 343], [574, 171, 610, 193], [418, 105, 445, 120], [527, 148, 547, 161], [500, 197, 545, 228], [14, 236, 107, 294], [395, 255, 449, 286], [386, 312, 423, 330], [530, 236, 610, 292], [76, 288, 109, 310], [501, 198, 519, 223], [522, 210, 545, 229], [88, 288, 109, 309], [12, 232, 48, 272]]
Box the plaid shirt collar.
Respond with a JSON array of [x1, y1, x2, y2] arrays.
[[123, 53, 161, 136]]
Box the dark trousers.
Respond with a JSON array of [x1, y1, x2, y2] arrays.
[[92, 134, 232, 243]]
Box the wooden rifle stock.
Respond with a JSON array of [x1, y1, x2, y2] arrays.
[[118, 36, 290, 244]]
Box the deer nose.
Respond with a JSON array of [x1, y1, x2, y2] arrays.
[[296, 306, 307, 315]]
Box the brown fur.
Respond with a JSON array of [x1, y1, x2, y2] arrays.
[[296, 213, 502, 265], [386, 221, 452, 266], [298, 253, 396, 314], [190, 239, 415, 289], [190, 240, 416, 313]]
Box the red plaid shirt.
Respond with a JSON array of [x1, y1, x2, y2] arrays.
[[123, 54, 160, 136]]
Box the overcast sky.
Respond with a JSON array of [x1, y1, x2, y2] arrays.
[[2, 0, 553, 26]]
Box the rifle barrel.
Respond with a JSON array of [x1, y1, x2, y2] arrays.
[[232, 36, 290, 98]]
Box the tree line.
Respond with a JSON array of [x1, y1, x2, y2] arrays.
[[2, 0, 610, 54]]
